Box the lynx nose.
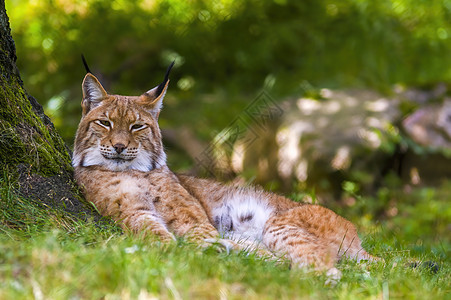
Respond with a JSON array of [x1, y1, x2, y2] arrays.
[[113, 143, 126, 154]]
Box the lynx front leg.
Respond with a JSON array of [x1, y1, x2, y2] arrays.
[[121, 211, 176, 243], [161, 203, 244, 252], [168, 219, 241, 252]]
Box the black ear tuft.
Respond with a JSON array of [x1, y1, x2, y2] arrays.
[[81, 54, 92, 74], [155, 61, 175, 98]]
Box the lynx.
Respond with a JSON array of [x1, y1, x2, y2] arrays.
[[73, 63, 377, 280]]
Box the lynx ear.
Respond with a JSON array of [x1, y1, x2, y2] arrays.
[[81, 73, 108, 115], [139, 61, 175, 119]]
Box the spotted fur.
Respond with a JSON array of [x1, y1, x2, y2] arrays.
[[73, 67, 377, 280]]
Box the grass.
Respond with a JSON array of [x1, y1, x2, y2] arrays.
[[0, 178, 450, 299]]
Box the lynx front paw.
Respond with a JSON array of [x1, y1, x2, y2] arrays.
[[158, 231, 177, 243], [324, 267, 342, 286], [203, 238, 240, 254]]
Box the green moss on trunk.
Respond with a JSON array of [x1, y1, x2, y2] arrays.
[[0, 0, 99, 220], [0, 3, 72, 176]]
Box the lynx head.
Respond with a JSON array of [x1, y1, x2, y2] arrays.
[[72, 62, 174, 172]]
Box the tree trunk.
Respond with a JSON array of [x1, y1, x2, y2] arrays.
[[0, 1, 97, 218]]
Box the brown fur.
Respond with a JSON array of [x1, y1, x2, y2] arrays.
[[73, 70, 377, 278]]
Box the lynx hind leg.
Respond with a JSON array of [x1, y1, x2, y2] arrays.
[[262, 205, 376, 279], [262, 217, 342, 284], [262, 217, 337, 270], [288, 205, 376, 263]]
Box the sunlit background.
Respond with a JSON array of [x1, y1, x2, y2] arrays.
[[7, 0, 451, 140], [5, 0, 451, 253]]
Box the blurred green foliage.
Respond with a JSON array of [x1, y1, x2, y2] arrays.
[[336, 179, 451, 259], [6, 0, 451, 146], [3, 1, 451, 274]]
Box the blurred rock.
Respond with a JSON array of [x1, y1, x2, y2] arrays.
[[400, 98, 451, 186], [402, 99, 451, 149], [230, 89, 401, 199], [396, 83, 448, 104], [226, 87, 451, 200]]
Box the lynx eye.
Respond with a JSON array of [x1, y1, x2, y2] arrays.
[[131, 124, 145, 131], [95, 120, 112, 128]]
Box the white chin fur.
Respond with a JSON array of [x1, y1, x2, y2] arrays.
[[73, 148, 166, 172]]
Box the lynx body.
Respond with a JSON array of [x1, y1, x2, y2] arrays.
[[73, 64, 377, 279]]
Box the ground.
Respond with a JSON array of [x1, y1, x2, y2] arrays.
[[0, 177, 449, 299]]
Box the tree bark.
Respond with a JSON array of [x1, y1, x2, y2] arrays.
[[0, 1, 98, 219]]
